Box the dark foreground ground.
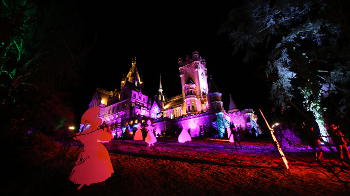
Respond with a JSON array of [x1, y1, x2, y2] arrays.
[[3, 135, 350, 196]]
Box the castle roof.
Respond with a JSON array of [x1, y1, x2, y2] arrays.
[[228, 94, 237, 110], [178, 51, 206, 67], [121, 57, 143, 89], [164, 95, 183, 109]]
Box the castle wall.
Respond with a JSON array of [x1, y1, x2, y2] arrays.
[[153, 112, 217, 137], [227, 111, 248, 130], [88, 53, 259, 140], [175, 112, 216, 137]]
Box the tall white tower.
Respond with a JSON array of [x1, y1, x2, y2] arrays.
[[157, 74, 166, 108], [178, 51, 209, 114]]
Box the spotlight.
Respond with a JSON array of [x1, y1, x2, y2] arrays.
[[272, 122, 280, 128]]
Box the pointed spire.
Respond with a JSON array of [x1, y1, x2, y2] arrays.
[[127, 57, 141, 83], [228, 94, 237, 110], [159, 74, 163, 93], [131, 56, 136, 67], [157, 74, 166, 104], [121, 57, 143, 90]]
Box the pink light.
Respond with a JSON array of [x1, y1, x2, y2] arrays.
[[228, 112, 247, 129], [188, 119, 197, 129], [178, 128, 192, 143], [179, 117, 207, 137]]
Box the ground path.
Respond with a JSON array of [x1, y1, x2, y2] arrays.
[[7, 135, 349, 196], [82, 138, 350, 196]]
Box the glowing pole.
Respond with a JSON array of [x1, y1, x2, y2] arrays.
[[259, 109, 290, 169]]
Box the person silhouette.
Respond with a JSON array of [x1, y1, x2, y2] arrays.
[[329, 123, 350, 163], [303, 114, 324, 162], [69, 106, 114, 190], [228, 124, 235, 143], [233, 125, 242, 150]]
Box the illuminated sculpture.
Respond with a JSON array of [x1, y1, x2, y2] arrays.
[[133, 123, 143, 140], [145, 119, 157, 147], [227, 128, 234, 143], [178, 128, 192, 143], [249, 113, 261, 137], [69, 106, 114, 190]]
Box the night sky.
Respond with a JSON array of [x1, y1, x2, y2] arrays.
[[65, 1, 271, 115]]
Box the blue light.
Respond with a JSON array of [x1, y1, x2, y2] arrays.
[[212, 112, 230, 138]]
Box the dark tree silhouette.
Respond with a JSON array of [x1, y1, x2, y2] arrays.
[[220, 0, 350, 135]]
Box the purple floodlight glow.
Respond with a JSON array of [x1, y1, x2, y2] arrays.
[[228, 112, 247, 129], [116, 130, 122, 138], [150, 101, 161, 119], [180, 118, 202, 137]]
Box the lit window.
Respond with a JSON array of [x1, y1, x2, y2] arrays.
[[101, 98, 107, 105]]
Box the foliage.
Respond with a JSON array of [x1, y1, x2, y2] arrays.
[[1, 0, 95, 143], [0, 0, 38, 105], [221, 0, 350, 132]]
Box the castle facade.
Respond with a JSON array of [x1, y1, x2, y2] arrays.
[[88, 51, 260, 138]]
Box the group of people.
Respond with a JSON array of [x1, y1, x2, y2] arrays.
[[328, 123, 350, 163], [303, 116, 350, 164]]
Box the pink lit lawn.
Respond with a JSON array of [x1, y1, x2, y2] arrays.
[[7, 135, 350, 196], [95, 138, 350, 195]]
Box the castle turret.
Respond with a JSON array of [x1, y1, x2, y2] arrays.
[[178, 51, 209, 115], [157, 74, 166, 108], [120, 57, 143, 99], [207, 76, 223, 112], [228, 93, 239, 112]]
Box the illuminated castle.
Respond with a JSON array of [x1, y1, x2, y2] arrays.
[[88, 52, 260, 138]]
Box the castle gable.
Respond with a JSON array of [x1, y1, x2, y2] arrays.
[[150, 100, 162, 119]]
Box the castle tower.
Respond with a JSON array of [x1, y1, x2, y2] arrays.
[[120, 57, 143, 99], [207, 76, 224, 112], [157, 74, 166, 108], [178, 51, 209, 115]]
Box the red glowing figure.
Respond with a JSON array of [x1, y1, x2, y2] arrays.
[[133, 123, 143, 140], [69, 106, 114, 190], [145, 119, 157, 147]]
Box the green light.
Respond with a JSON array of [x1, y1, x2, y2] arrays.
[[300, 87, 328, 142]]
